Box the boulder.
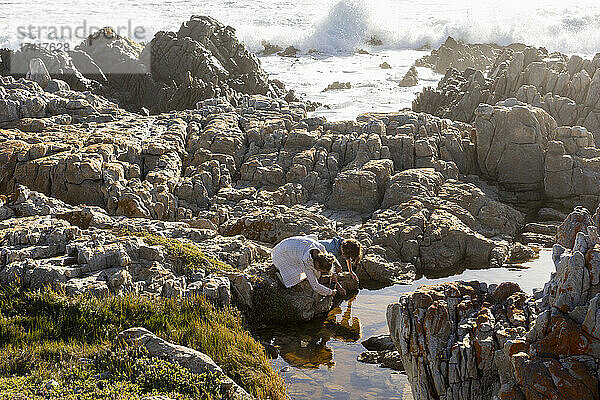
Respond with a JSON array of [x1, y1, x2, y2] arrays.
[[328, 169, 380, 213], [246, 263, 358, 323], [25, 58, 51, 89], [45, 79, 71, 93]]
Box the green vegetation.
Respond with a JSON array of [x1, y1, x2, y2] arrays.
[[127, 231, 234, 276], [0, 285, 287, 399], [95, 346, 221, 398], [0, 346, 221, 400]]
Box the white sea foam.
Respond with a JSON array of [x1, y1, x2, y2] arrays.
[[235, 0, 600, 56], [2, 0, 600, 121], [3, 0, 600, 56]]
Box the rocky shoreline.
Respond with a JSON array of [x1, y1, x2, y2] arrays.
[[388, 206, 600, 400], [1, 13, 600, 400]]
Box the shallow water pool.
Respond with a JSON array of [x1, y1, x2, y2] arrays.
[[259, 249, 554, 400]]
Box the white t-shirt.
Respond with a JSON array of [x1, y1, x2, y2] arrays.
[[271, 235, 334, 296]]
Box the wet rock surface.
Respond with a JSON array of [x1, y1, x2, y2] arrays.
[[387, 205, 600, 400], [358, 334, 404, 371]]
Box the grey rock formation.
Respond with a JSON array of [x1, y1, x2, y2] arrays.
[[399, 66, 419, 87], [25, 58, 51, 89], [0, 74, 121, 124], [2, 16, 282, 114], [415, 37, 519, 74], [8, 46, 96, 91], [474, 101, 600, 209], [413, 39, 600, 153], [387, 205, 600, 400]]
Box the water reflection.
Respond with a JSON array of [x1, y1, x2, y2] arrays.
[[258, 297, 362, 369], [324, 298, 361, 342]]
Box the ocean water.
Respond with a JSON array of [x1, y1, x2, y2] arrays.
[[2, 0, 600, 120]]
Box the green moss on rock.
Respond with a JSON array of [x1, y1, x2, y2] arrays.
[[127, 231, 234, 276]]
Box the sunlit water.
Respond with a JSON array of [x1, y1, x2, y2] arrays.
[[257, 249, 554, 400], [2, 1, 599, 120]]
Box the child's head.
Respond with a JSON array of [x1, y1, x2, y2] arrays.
[[312, 251, 336, 273], [341, 238, 362, 265]]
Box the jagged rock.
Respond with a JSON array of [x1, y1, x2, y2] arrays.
[[0, 211, 189, 297], [415, 36, 516, 74], [323, 81, 351, 91], [387, 281, 536, 400], [328, 169, 381, 213], [4, 29, 583, 322], [220, 205, 336, 244], [1, 84, 540, 288], [388, 205, 600, 400], [45, 79, 71, 93], [508, 242, 536, 262], [7, 46, 95, 91], [25, 58, 51, 89], [382, 168, 443, 207], [3, 16, 281, 114], [399, 66, 418, 87], [413, 39, 600, 172], [188, 275, 231, 306], [278, 46, 299, 57], [350, 169, 522, 275], [0, 75, 121, 123], [260, 41, 283, 56], [357, 249, 415, 285]]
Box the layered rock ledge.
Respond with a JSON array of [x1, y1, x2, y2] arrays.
[[387, 205, 600, 400]]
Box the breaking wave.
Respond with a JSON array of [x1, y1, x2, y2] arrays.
[[237, 0, 600, 56], [1, 0, 600, 56]]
